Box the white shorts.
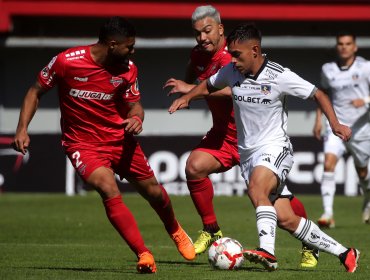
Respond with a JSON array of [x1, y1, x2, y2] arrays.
[[240, 144, 293, 202], [324, 128, 370, 168]]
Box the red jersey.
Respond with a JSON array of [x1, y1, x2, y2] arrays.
[[38, 45, 140, 145], [190, 43, 237, 144]]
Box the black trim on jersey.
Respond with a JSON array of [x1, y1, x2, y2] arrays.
[[245, 58, 268, 80], [267, 61, 284, 73], [336, 56, 356, 71]]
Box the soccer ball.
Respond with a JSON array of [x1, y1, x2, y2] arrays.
[[208, 237, 245, 270]]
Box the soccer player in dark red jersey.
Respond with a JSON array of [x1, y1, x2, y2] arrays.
[[164, 5, 319, 267], [12, 16, 195, 274]]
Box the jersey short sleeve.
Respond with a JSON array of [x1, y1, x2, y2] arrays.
[[208, 63, 233, 90], [279, 69, 317, 99], [38, 54, 65, 90]]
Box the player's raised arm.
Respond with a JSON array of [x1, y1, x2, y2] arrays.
[[168, 79, 217, 114], [13, 81, 46, 155], [312, 89, 352, 141]]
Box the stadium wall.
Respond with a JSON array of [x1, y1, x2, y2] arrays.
[[0, 134, 358, 196]]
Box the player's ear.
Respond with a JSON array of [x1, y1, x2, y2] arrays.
[[108, 40, 117, 50], [219, 24, 224, 36], [252, 45, 259, 58]]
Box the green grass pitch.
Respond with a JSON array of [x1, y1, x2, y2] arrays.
[[0, 193, 368, 279]]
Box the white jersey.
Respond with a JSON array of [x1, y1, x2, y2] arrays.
[[208, 59, 316, 162], [321, 56, 370, 127]]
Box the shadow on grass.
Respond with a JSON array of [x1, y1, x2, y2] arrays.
[[24, 266, 137, 274], [156, 260, 206, 266]]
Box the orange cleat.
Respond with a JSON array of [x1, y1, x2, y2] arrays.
[[170, 224, 196, 261], [136, 251, 157, 273]]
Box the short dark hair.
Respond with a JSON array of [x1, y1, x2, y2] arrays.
[[227, 23, 262, 45], [98, 16, 136, 43], [336, 31, 356, 42]]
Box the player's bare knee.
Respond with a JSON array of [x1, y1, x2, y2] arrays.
[[185, 160, 206, 179], [88, 176, 119, 198]]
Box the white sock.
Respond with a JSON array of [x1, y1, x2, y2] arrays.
[[256, 206, 277, 255], [293, 218, 347, 256], [321, 171, 335, 216]]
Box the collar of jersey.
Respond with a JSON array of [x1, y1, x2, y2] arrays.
[[245, 57, 268, 80]]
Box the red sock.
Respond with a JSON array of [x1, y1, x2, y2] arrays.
[[149, 185, 179, 235], [188, 178, 217, 226], [104, 195, 148, 256], [290, 196, 307, 218]]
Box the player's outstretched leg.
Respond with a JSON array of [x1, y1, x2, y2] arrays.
[[290, 196, 319, 268], [103, 195, 156, 273], [147, 184, 195, 261], [293, 218, 360, 273], [188, 177, 223, 254]]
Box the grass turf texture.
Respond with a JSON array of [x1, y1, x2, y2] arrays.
[[0, 193, 368, 279]]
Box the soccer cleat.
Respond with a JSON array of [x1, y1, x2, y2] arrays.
[[170, 224, 196, 261], [193, 230, 223, 255], [339, 248, 360, 273], [362, 202, 370, 224], [136, 251, 157, 273], [317, 213, 335, 228], [243, 247, 278, 271], [300, 245, 319, 268]]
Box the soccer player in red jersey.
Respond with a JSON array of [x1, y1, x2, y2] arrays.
[[12, 17, 195, 274], [164, 5, 319, 267]]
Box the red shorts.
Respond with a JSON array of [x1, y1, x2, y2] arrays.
[[63, 136, 154, 182], [194, 129, 240, 172]]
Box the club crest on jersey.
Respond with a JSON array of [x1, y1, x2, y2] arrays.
[[352, 73, 359, 80], [261, 84, 271, 95], [110, 77, 123, 87]]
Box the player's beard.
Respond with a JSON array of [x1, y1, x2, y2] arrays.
[[111, 53, 130, 69]]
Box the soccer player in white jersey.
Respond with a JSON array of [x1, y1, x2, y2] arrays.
[[313, 32, 370, 227], [169, 23, 360, 273]]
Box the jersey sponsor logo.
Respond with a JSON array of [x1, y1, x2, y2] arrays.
[[110, 77, 123, 87], [261, 84, 271, 95], [74, 77, 88, 82], [233, 94, 272, 105], [69, 89, 113, 100]]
